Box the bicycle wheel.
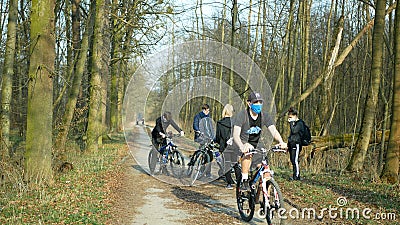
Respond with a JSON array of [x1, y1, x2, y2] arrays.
[[148, 147, 160, 175], [186, 151, 197, 177], [236, 172, 255, 222], [190, 152, 210, 186], [169, 150, 185, 178], [264, 178, 284, 225]]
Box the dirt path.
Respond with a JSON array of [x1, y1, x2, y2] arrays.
[[107, 125, 400, 225], [110, 125, 315, 225]]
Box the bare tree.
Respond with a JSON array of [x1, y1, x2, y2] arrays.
[[86, 0, 107, 153], [380, 0, 400, 184], [25, 0, 56, 184], [55, 6, 94, 153], [346, 0, 386, 172], [1, 0, 18, 159]]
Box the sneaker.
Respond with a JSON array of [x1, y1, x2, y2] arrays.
[[226, 184, 233, 190], [295, 176, 302, 181], [240, 179, 250, 191]]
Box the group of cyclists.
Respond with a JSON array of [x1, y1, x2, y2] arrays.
[[150, 91, 306, 190]]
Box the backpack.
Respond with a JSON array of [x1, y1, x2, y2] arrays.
[[301, 120, 312, 146]]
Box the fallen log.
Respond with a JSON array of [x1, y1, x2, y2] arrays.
[[306, 130, 389, 152]]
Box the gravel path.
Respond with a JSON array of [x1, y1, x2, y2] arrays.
[[111, 125, 311, 225]]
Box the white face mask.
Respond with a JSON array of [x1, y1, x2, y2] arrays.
[[288, 117, 295, 123]]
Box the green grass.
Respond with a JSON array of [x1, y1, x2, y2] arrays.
[[0, 138, 126, 225], [274, 167, 400, 224]]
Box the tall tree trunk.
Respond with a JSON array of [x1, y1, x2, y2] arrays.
[[380, 0, 400, 184], [86, 0, 105, 153], [229, 0, 237, 100], [301, 0, 312, 118], [217, 0, 227, 116], [320, 16, 344, 136], [25, 0, 55, 184], [110, 0, 120, 133], [245, 0, 261, 91], [72, 0, 81, 52], [346, 0, 386, 172], [287, 3, 301, 103], [55, 9, 94, 153], [1, 0, 18, 159], [273, 0, 294, 115]]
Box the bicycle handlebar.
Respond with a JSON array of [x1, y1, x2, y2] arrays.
[[244, 146, 286, 156], [165, 133, 182, 139]]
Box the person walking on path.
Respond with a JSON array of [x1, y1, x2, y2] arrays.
[[215, 104, 235, 189]]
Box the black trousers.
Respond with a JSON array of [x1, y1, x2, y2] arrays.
[[223, 150, 239, 185], [152, 137, 166, 154], [289, 144, 302, 180]]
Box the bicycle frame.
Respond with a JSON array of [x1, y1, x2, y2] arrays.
[[149, 133, 185, 177], [250, 156, 275, 209], [236, 147, 285, 222], [158, 137, 177, 163]]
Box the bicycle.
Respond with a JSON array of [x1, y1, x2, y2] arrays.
[[148, 133, 185, 178], [186, 135, 224, 186], [235, 146, 286, 224]]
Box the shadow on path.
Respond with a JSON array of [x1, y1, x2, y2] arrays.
[[171, 186, 265, 224], [131, 164, 149, 175]]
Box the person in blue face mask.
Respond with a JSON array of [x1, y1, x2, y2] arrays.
[[231, 92, 287, 191]]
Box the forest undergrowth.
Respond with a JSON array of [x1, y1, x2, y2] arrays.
[[0, 136, 127, 225]]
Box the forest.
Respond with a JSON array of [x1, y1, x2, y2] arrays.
[[0, 0, 399, 223]]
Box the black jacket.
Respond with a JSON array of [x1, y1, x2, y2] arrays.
[[151, 117, 182, 139], [288, 119, 305, 147], [215, 117, 232, 152]]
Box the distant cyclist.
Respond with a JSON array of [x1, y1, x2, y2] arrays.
[[151, 112, 184, 154], [232, 92, 287, 191]]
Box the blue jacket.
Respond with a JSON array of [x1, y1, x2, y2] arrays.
[[193, 111, 209, 140], [193, 111, 208, 131]]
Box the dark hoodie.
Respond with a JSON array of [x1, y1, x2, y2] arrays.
[[151, 116, 182, 140], [288, 119, 305, 147], [215, 117, 232, 152]]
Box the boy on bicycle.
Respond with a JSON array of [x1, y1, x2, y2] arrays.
[[151, 111, 184, 154], [232, 92, 287, 191]]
